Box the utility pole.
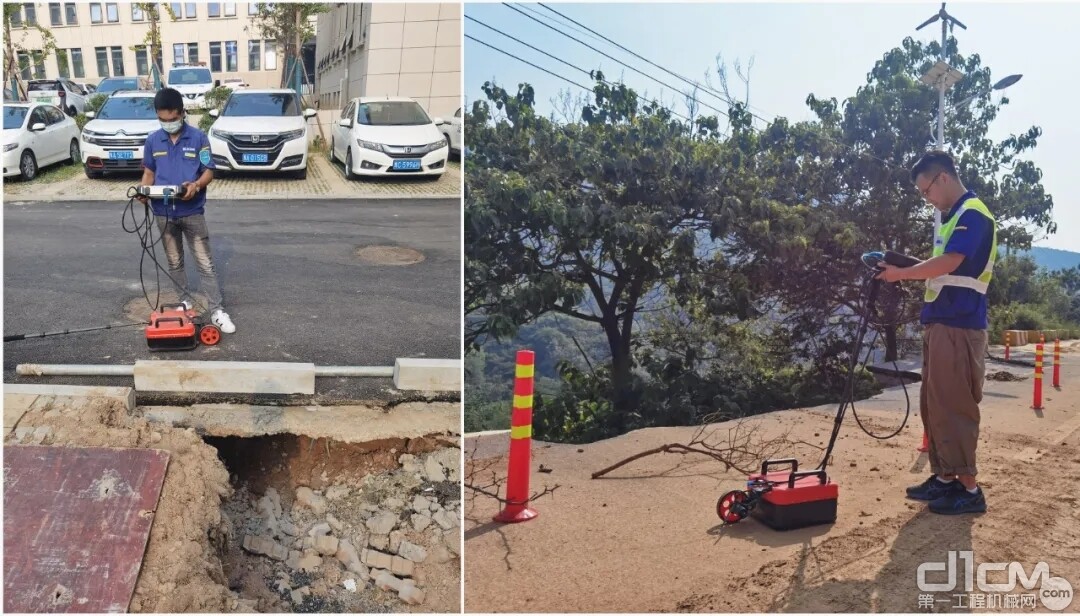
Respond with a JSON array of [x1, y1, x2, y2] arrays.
[[916, 2, 966, 247]]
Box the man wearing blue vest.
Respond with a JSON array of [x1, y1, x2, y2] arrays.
[[876, 150, 995, 515], [138, 87, 235, 334]]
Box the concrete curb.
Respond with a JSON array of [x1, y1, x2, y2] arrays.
[[3, 384, 136, 411]]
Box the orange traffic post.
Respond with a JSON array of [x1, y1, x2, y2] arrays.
[[917, 431, 929, 453], [1033, 343, 1044, 410], [1053, 338, 1061, 389], [495, 350, 539, 524], [1004, 334, 1010, 361]]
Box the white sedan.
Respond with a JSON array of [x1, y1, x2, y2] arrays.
[[3, 103, 81, 180], [330, 96, 449, 179], [439, 107, 462, 157]]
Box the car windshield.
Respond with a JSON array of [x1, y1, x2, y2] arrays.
[[97, 96, 157, 120], [98, 78, 138, 93], [356, 101, 431, 126], [4, 107, 29, 129], [28, 81, 61, 92], [169, 68, 212, 85], [222, 93, 299, 117]]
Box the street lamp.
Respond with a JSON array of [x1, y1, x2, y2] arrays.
[[916, 2, 967, 246], [952, 74, 1023, 109]]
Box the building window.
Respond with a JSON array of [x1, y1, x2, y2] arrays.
[[224, 2, 235, 17], [264, 40, 277, 70], [111, 46, 125, 76], [132, 4, 144, 20], [172, 43, 185, 66], [70, 48, 85, 78], [225, 41, 238, 72], [208, 2, 220, 18], [23, 3, 37, 26], [248, 2, 258, 15], [209, 42, 222, 72], [65, 3, 77, 24], [135, 46, 148, 75], [17, 52, 30, 80], [95, 47, 109, 77], [31, 50, 45, 78], [187, 42, 199, 65], [57, 49, 70, 77], [50, 3, 63, 26], [89, 3, 102, 23], [185, 2, 196, 18], [106, 3, 118, 22], [11, 6, 22, 26], [169, 2, 180, 17], [248, 40, 261, 71]]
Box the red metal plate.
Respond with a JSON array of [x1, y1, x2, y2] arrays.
[[3, 445, 170, 613]]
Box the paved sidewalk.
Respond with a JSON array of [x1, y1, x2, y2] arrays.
[[1, 152, 461, 201]]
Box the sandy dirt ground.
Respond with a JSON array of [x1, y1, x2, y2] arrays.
[[464, 342, 1080, 613]]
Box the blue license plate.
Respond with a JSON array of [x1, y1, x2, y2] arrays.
[[392, 159, 422, 171], [108, 151, 134, 160], [242, 153, 269, 163]]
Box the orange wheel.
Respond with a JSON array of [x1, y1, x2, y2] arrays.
[[199, 324, 221, 346]]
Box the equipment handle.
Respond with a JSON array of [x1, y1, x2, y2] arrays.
[[159, 303, 188, 312], [761, 458, 798, 475], [884, 251, 920, 268], [153, 317, 185, 328], [787, 470, 828, 488]]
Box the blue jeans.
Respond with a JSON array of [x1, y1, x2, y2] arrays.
[[156, 214, 224, 313]]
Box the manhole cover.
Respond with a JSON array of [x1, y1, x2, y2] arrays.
[[354, 246, 425, 266]]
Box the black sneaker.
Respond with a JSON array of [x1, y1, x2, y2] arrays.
[[929, 486, 987, 515], [905, 475, 960, 501]]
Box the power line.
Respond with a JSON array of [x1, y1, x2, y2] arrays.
[[501, 2, 733, 122], [465, 31, 695, 125], [538, 3, 767, 122]]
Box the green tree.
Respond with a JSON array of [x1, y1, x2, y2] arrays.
[[4, 4, 60, 99], [246, 3, 328, 93], [129, 3, 178, 88]]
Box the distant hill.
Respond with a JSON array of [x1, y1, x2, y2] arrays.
[[1018, 246, 1080, 272]]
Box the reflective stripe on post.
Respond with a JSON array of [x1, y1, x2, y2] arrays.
[[1033, 343, 1044, 411], [1054, 338, 1061, 389], [495, 350, 539, 524]]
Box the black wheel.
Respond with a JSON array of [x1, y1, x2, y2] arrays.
[[294, 167, 308, 180], [84, 165, 103, 179], [67, 105, 77, 117], [68, 139, 80, 164], [329, 138, 336, 162], [717, 490, 749, 524], [344, 148, 357, 181], [19, 150, 37, 180]]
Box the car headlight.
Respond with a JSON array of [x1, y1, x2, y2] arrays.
[[210, 128, 233, 139], [4, 142, 18, 152], [81, 132, 100, 145], [428, 140, 447, 151], [281, 128, 305, 141], [357, 139, 383, 152]]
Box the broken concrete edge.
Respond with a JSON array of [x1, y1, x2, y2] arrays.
[[138, 402, 463, 441], [3, 383, 135, 411]]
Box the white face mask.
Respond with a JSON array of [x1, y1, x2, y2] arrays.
[[160, 118, 183, 134]]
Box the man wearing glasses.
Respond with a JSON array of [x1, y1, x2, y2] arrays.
[[875, 149, 996, 515]]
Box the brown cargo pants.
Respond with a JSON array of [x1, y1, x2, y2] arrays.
[[920, 323, 988, 477]]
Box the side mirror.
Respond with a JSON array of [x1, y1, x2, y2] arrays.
[[433, 117, 445, 126], [338, 119, 353, 128], [30, 122, 46, 131], [303, 108, 317, 118], [85, 111, 96, 119], [209, 109, 219, 118]]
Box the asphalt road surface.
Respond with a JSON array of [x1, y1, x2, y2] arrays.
[[3, 197, 461, 403]]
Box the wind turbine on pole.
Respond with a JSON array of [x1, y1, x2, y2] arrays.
[[917, 3, 966, 248]]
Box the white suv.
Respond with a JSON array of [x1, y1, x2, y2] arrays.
[[330, 97, 449, 179], [26, 79, 87, 116], [207, 88, 316, 178], [166, 66, 217, 110], [80, 91, 164, 178]]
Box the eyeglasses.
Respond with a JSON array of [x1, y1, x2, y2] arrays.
[[919, 172, 944, 198]]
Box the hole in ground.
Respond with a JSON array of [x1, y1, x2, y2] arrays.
[[204, 434, 460, 613]]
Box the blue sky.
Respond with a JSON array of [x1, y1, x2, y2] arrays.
[[464, 2, 1079, 253]]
